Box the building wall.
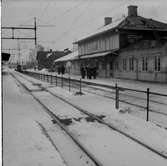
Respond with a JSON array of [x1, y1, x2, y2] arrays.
[[69, 60, 81, 75], [78, 33, 119, 55], [113, 45, 167, 82]]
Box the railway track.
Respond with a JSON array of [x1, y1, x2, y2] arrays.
[[23, 71, 167, 117], [11, 72, 104, 166], [14, 71, 167, 160], [58, 78, 167, 114]]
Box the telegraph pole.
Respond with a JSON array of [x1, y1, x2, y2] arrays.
[[34, 17, 37, 46], [17, 40, 21, 65], [34, 17, 37, 68]]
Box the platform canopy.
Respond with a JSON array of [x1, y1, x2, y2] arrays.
[[80, 49, 118, 59]]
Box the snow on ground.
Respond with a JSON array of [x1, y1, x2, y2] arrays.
[[27, 69, 167, 128], [34, 90, 87, 119], [3, 72, 67, 166], [69, 119, 166, 166], [16, 71, 167, 162], [29, 69, 167, 94], [50, 86, 167, 157], [3, 71, 104, 166], [12, 71, 167, 165]]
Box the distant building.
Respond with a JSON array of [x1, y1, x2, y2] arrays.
[[36, 49, 71, 70], [54, 50, 79, 75], [70, 5, 167, 82]]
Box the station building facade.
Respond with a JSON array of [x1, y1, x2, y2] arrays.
[[56, 6, 167, 82]]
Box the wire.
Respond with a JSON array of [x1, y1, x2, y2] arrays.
[[18, 17, 34, 26], [37, 1, 52, 23], [56, 0, 92, 41], [44, 0, 86, 25]]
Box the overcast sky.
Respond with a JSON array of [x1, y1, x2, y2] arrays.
[[2, 0, 167, 53]]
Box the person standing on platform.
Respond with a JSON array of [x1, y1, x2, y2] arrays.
[[58, 66, 61, 75], [80, 66, 86, 79], [92, 67, 97, 79], [88, 67, 92, 79], [85, 66, 89, 79], [61, 65, 65, 75]]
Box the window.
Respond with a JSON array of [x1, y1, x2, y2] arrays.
[[110, 62, 113, 70], [104, 38, 107, 50], [129, 58, 134, 71], [115, 62, 119, 71], [155, 56, 161, 71], [142, 57, 148, 71], [102, 61, 106, 70], [123, 59, 127, 71]]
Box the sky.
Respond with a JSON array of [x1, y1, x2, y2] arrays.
[[2, 0, 167, 55]]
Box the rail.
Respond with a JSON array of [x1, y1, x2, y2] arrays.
[[21, 70, 167, 122], [15, 71, 167, 159], [11, 72, 103, 166]]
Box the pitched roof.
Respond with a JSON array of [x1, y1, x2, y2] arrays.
[[75, 16, 167, 43], [54, 50, 79, 62]]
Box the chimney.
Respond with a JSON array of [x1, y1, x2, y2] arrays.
[[128, 5, 138, 17], [104, 17, 112, 26]]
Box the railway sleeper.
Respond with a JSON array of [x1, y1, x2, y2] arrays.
[[52, 115, 106, 126]]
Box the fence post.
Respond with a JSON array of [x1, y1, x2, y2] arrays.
[[51, 74, 52, 84], [61, 75, 63, 88], [115, 83, 119, 109], [56, 75, 57, 86], [69, 77, 71, 92], [80, 78, 82, 94], [146, 88, 150, 121]]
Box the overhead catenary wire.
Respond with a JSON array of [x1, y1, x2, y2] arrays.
[[44, 0, 87, 25], [14, 0, 132, 50], [37, 1, 52, 23], [19, 1, 126, 48], [18, 1, 50, 27], [18, 17, 34, 26], [53, 1, 125, 43], [57, 0, 92, 41]]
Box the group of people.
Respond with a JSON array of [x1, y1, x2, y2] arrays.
[[58, 65, 65, 75], [80, 66, 97, 79]]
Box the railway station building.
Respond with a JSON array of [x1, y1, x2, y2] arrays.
[[55, 6, 167, 82]]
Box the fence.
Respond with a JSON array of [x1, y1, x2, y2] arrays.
[[21, 70, 167, 122]]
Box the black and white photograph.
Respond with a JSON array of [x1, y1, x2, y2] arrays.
[[2, 0, 167, 165]]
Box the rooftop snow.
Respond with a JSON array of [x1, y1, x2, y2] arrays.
[[54, 51, 79, 62], [75, 15, 167, 44], [74, 18, 124, 43], [80, 50, 115, 59]]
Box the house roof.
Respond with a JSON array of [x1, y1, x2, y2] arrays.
[[54, 50, 79, 62], [36, 51, 69, 61], [80, 50, 118, 59], [74, 15, 167, 44]]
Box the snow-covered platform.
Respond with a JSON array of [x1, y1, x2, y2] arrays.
[[31, 69, 167, 94], [2, 70, 67, 166], [3, 69, 167, 166]]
